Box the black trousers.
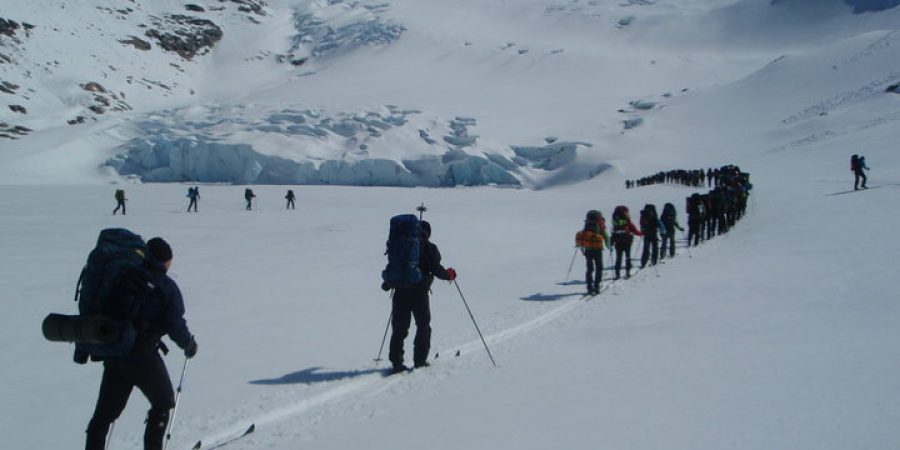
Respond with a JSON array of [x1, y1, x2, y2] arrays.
[[286, 198, 295, 209], [641, 236, 659, 267], [614, 240, 633, 279], [854, 170, 867, 189], [660, 232, 676, 258], [85, 354, 174, 450], [584, 250, 603, 292], [389, 290, 431, 367], [113, 200, 126, 215], [187, 198, 198, 212]]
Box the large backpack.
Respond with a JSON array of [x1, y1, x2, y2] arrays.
[[611, 205, 633, 245], [72, 228, 154, 361], [381, 214, 423, 289], [576, 211, 606, 250], [640, 204, 659, 232], [851, 154, 859, 171]]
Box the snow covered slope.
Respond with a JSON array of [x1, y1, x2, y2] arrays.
[[2, 1, 900, 448], [3, 0, 896, 187]]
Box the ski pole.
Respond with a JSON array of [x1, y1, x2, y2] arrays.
[[374, 309, 392, 362], [105, 423, 115, 450], [564, 247, 578, 282], [680, 230, 692, 258], [162, 358, 189, 450], [453, 280, 497, 367]]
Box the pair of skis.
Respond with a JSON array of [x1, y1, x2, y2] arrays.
[[191, 423, 255, 450]]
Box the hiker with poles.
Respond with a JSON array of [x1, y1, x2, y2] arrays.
[[83, 237, 198, 450], [575, 210, 610, 295], [380, 208, 458, 374]]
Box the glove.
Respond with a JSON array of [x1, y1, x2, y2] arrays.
[[446, 268, 457, 281], [381, 281, 392, 291], [184, 336, 198, 359]]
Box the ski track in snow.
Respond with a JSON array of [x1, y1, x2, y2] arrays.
[[191, 251, 679, 448]]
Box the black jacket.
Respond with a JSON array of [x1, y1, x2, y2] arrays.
[[140, 259, 193, 351], [403, 239, 451, 293]]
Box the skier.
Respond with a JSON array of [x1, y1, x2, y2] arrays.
[[285, 189, 296, 209], [659, 202, 684, 259], [186, 186, 199, 213], [852, 154, 869, 190], [686, 194, 704, 247], [244, 188, 256, 210], [84, 237, 198, 450], [383, 221, 456, 374], [576, 210, 610, 295], [610, 206, 643, 280], [112, 189, 127, 215], [639, 204, 664, 268]]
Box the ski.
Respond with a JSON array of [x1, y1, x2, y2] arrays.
[[192, 424, 255, 450], [582, 284, 611, 300]]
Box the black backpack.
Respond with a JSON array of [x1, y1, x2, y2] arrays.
[[851, 154, 860, 171], [73, 229, 155, 362], [381, 215, 423, 289]]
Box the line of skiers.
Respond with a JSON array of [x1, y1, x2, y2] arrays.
[[579, 165, 752, 294], [625, 166, 750, 190], [685, 165, 751, 246], [111, 187, 300, 213]]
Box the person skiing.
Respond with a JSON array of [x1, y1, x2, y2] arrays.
[[382, 221, 456, 374], [639, 204, 664, 268], [84, 237, 198, 450], [610, 206, 643, 280], [244, 188, 256, 210], [852, 154, 869, 190], [659, 202, 684, 259], [186, 186, 199, 213], [576, 210, 610, 294], [113, 189, 127, 215], [285, 189, 296, 209]]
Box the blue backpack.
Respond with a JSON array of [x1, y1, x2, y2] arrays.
[[73, 228, 154, 362], [381, 215, 423, 288]]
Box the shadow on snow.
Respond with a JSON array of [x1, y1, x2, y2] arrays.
[[249, 366, 382, 385]]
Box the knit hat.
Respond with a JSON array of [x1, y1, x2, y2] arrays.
[[420, 221, 431, 239], [147, 237, 173, 262]]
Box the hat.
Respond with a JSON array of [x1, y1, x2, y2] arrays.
[[147, 237, 173, 262], [420, 221, 431, 239]]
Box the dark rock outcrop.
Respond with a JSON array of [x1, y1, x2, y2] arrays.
[[145, 15, 223, 60]]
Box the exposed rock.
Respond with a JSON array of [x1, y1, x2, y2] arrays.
[[230, 0, 267, 16], [82, 82, 107, 93], [67, 116, 87, 125], [8, 104, 26, 114], [119, 36, 152, 51], [887, 84, 900, 94], [0, 81, 19, 94], [0, 18, 20, 38], [145, 15, 223, 60], [185, 4, 206, 12]]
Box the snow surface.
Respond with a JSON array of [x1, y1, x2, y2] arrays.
[[2, 0, 900, 449]]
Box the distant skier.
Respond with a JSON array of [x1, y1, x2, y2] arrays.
[[576, 210, 610, 294], [851, 154, 869, 190], [84, 238, 198, 450], [659, 202, 684, 259], [112, 189, 126, 215], [186, 186, 199, 212], [639, 204, 664, 268], [382, 220, 456, 373], [285, 189, 296, 209], [610, 205, 643, 280], [244, 188, 256, 210]]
